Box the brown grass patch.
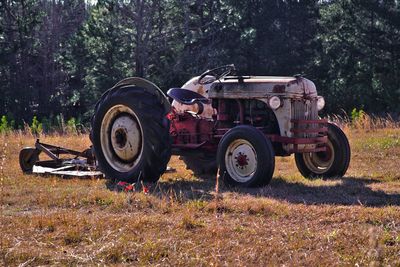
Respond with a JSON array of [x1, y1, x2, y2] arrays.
[[0, 128, 400, 266]]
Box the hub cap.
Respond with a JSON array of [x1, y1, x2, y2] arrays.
[[302, 139, 335, 174], [100, 105, 143, 172], [225, 139, 257, 183]]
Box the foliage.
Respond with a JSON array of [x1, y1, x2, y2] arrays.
[[30, 116, 43, 135], [0, 0, 400, 124], [316, 0, 400, 113], [66, 117, 77, 134], [351, 108, 365, 122], [0, 115, 13, 134]]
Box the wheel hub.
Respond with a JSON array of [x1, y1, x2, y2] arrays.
[[100, 104, 144, 173], [316, 145, 333, 161], [114, 128, 127, 148], [235, 152, 249, 168], [110, 115, 141, 162], [303, 139, 335, 174], [225, 139, 257, 182]]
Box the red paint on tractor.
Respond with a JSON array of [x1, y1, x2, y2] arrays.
[[169, 108, 328, 154], [169, 110, 215, 151], [236, 153, 248, 167]]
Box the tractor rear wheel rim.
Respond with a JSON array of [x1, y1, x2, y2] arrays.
[[225, 139, 257, 183], [100, 105, 143, 173], [302, 139, 335, 175]]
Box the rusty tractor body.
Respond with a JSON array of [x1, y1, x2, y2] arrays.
[[87, 65, 351, 187], [170, 74, 327, 155]]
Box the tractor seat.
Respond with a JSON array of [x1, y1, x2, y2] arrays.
[[167, 88, 210, 106]]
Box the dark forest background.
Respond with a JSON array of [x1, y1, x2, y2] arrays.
[[1, 0, 400, 128]]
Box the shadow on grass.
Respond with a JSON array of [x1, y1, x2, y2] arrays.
[[105, 175, 400, 207], [240, 176, 400, 207], [105, 176, 216, 201]]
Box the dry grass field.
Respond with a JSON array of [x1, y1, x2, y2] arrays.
[[1, 122, 400, 266]]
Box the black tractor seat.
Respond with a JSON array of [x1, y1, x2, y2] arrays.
[[167, 88, 210, 105]]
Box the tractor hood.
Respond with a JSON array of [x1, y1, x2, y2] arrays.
[[208, 76, 318, 99]]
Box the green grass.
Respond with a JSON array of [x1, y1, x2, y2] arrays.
[[355, 134, 400, 150]]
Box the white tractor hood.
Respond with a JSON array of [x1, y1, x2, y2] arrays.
[[208, 76, 318, 99]]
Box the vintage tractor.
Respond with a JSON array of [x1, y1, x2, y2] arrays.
[[88, 64, 350, 187]]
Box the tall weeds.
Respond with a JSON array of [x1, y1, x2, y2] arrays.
[[327, 113, 399, 130], [0, 137, 7, 265]]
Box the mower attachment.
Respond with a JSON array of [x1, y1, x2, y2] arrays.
[[19, 139, 102, 178]]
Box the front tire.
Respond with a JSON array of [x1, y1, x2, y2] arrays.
[[217, 125, 275, 187], [295, 123, 350, 178], [91, 86, 171, 183]]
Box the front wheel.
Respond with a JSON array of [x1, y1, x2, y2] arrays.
[[295, 123, 350, 178], [217, 125, 275, 187]]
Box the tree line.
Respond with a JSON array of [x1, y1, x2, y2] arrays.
[[1, 0, 399, 128]]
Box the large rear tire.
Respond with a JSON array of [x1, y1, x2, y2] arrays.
[[91, 86, 171, 183], [217, 125, 275, 187], [295, 123, 350, 178]]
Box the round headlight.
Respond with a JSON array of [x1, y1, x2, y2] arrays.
[[268, 96, 281, 110], [317, 96, 325, 111]]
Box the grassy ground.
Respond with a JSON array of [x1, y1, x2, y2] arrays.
[[0, 126, 399, 266]]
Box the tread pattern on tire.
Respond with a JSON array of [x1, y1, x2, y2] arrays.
[[91, 86, 171, 183]]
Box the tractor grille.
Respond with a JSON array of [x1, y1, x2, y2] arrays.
[[291, 99, 319, 138]]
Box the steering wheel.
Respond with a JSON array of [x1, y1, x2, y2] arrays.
[[198, 64, 236, 85]]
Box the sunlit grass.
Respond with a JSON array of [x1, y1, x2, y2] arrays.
[[354, 134, 400, 150], [1, 124, 400, 265]]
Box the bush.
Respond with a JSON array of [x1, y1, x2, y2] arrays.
[[31, 116, 43, 135], [351, 108, 365, 122], [66, 117, 77, 134], [0, 115, 13, 134], [351, 108, 367, 128]]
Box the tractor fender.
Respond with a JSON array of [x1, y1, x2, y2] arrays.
[[108, 77, 171, 114]]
